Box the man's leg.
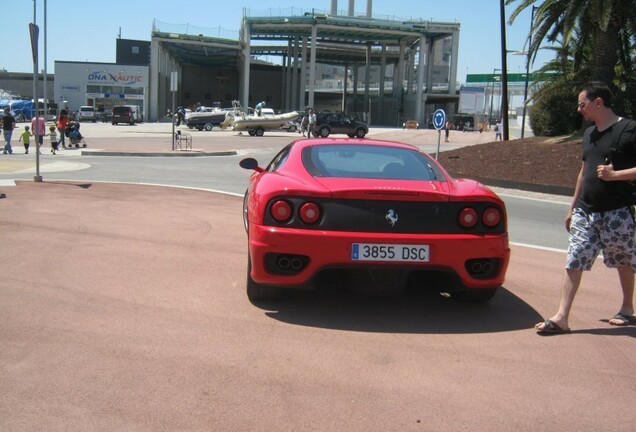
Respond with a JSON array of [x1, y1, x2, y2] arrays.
[[536, 268, 583, 331], [609, 266, 635, 325]]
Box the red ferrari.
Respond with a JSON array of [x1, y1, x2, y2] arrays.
[[240, 138, 510, 302]]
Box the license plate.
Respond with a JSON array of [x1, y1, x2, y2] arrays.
[[351, 243, 430, 262]]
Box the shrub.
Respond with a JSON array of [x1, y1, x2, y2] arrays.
[[529, 81, 581, 137]]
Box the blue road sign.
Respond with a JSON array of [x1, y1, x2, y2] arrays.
[[433, 109, 446, 130]]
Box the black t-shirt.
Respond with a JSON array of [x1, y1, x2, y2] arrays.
[[576, 118, 636, 212], [2, 113, 15, 130]]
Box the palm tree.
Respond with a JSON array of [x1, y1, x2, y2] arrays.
[[506, 0, 635, 84]]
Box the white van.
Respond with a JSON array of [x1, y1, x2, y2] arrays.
[[78, 106, 96, 122]]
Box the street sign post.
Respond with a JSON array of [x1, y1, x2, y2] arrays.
[[170, 71, 177, 151], [29, 22, 42, 182], [432, 109, 446, 160]]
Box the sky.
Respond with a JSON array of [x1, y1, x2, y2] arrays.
[[3, 0, 552, 83]]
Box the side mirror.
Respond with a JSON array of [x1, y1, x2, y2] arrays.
[[239, 158, 264, 172]]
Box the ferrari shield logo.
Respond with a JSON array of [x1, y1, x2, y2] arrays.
[[385, 209, 398, 226]]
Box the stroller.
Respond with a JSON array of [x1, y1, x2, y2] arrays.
[[65, 121, 87, 148]]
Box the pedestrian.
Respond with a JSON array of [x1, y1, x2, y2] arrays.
[[49, 125, 59, 154], [31, 113, 46, 154], [255, 101, 266, 117], [308, 109, 316, 137], [56, 109, 68, 149], [535, 81, 636, 335], [2, 107, 16, 154], [494, 121, 502, 141], [20, 126, 33, 154], [20, 125, 32, 154], [300, 112, 309, 137], [444, 120, 452, 142]]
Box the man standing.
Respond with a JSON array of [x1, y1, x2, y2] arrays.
[[31, 113, 46, 153], [307, 109, 316, 137], [536, 81, 636, 334], [2, 107, 16, 154], [494, 121, 502, 141]]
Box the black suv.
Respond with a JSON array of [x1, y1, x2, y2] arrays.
[[312, 112, 368, 138]]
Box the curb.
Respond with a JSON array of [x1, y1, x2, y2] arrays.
[[81, 150, 238, 157], [474, 176, 574, 197]]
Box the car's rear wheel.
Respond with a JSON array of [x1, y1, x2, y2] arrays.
[[255, 127, 265, 137], [204, 123, 213, 131], [242, 191, 249, 233], [248, 130, 256, 136], [347, 133, 355, 138], [452, 287, 498, 302], [319, 126, 330, 137], [355, 128, 366, 138], [247, 256, 282, 301]]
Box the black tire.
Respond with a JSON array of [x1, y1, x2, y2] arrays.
[[204, 123, 213, 131], [319, 126, 330, 137], [112, 122, 116, 125], [452, 287, 498, 302], [248, 130, 256, 136], [355, 128, 367, 138], [255, 127, 264, 137], [247, 256, 282, 301], [196, 126, 203, 131], [347, 133, 355, 138]]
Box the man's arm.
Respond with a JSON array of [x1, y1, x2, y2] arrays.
[[566, 163, 585, 231], [597, 164, 636, 181]]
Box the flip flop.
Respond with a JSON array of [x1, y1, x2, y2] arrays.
[[536, 319, 571, 335], [609, 312, 636, 326]]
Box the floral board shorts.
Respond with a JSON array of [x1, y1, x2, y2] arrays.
[[566, 206, 636, 271]]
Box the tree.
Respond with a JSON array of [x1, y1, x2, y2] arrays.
[[506, 0, 635, 84]]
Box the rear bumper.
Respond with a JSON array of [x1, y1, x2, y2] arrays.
[[248, 224, 510, 289]]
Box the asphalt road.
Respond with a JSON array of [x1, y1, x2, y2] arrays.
[[0, 121, 569, 250]]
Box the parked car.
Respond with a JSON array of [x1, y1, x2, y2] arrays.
[[312, 111, 368, 138], [111, 105, 138, 125], [100, 110, 113, 123], [239, 138, 510, 302], [78, 106, 96, 122]]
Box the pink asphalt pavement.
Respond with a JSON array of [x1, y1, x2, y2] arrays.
[[1, 180, 635, 431]]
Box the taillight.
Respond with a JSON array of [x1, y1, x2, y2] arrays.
[[458, 207, 478, 228], [299, 202, 321, 224], [482, 207, 501, 227], [271, 200, 292, 222]]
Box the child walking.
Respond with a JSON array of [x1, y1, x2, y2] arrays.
[[49, 125, 59, 154], [20, 125, 32, 154]]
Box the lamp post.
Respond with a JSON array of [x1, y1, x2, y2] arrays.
[[499, 0, 509, 141], [488, 69, 501, 126], [520, 5, 538, 139], [29, 0, 42, 182]]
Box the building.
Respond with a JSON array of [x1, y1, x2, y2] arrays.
[[7, 2, 463, 127], [54, 62, 149, 118]]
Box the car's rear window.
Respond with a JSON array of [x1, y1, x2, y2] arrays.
[[302, 144, 444, 181], [113, 107, 131, 115]]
